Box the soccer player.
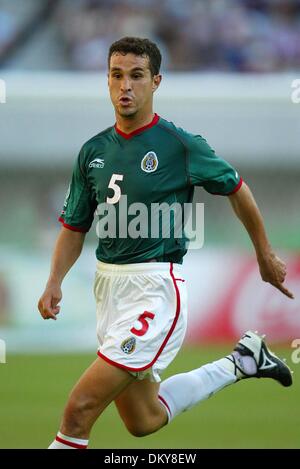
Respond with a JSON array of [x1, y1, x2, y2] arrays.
[[38, 37, 294, 450]]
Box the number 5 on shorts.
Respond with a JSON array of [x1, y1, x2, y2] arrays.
[[130, 311, 155, 337]]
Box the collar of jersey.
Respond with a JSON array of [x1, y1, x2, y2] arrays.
[[114, 113, 160, 140]]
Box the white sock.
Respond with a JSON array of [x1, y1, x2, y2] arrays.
[[158, 359, 237, 422], [224, 351, 257, 378], [48, 431, 88, 449]]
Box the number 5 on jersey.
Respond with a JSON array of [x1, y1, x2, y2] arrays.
[[130, 312, 155, 337], [106, 174, 124, 204]]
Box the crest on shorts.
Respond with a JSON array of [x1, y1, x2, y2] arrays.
[[121, 336, 136, 354], [141, 151, 158, 173]]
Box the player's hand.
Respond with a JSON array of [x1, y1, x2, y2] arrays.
[[38, 282, 62, 320], [257, 251, 294, 299]]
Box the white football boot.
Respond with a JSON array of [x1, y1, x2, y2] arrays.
[[225, 330, 293, 387]]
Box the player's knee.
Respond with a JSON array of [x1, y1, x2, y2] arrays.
[[125, 419, 161, 438], [63, 395, 99, 429], [127, 424, 152, 438]]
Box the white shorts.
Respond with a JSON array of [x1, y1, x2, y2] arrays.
[[94, 261, 188, 382]]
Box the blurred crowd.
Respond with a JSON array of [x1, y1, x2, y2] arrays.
[[56, 0, 300, 72], [1, 0, 300, 72]]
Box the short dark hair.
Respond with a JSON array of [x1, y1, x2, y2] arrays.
[[108, 37, 162, 76]]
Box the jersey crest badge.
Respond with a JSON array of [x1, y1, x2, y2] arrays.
[[89, 158, 105, 169], [121, 337, 136, 354], [141, 151, 158, 173]]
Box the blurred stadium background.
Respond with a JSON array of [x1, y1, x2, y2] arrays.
[[0, 0, 299, 449]]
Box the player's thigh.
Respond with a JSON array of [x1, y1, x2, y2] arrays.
[[67, 356, 135, 412], [114, 378, 164, 427]]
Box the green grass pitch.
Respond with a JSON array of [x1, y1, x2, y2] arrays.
[[1, 345, 299, 448]]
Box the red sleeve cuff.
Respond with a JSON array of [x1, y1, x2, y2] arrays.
[[58, 216, 89, 233], [209, 177, 243, 196], [227, 177, 243, 195]]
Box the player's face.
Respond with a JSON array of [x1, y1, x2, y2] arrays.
[[108, 52, 161, 118]]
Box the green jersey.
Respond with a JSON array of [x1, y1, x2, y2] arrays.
[[59, 114, 242, 264]]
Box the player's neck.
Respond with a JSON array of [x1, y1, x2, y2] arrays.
[[115, 111, 155, 135]]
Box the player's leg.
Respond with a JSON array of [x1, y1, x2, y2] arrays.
[[115, 331, 293, 437], [48, 356, 135, 449], [158, 331, 293, 423], [114, 378, 168, 437], [114, 359, 237, 436]]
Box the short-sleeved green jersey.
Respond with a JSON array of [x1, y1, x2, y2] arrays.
[[59, 114, 242, 264]]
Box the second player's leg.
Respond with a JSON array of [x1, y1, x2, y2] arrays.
[[59, 356, 135, 439], [114, 378, 168, 437]]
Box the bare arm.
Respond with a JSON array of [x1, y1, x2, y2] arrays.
[[38, 227, 86, 320], [228, 182, 294, 299]]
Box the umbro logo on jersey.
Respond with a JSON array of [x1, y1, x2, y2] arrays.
[[141, 151, 158, 173], [89, 158, 105, 169]]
